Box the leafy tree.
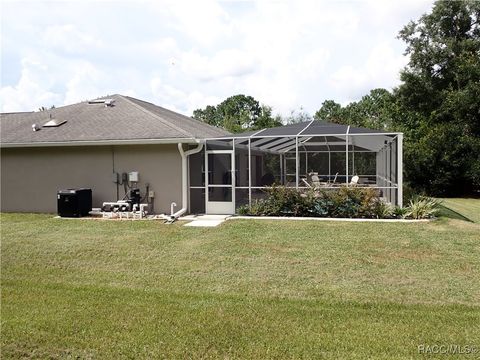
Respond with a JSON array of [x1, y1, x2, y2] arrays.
[[254, 104, 283, 130], [313, 1, 480, 196], [193, 94, 281, 133], [314, 89, 400, 130], [284, 107, 312, 124], [396, 0, 480, 195], [217, 94, 261, 132], [314, 100, 343, 123], [192, 105, 220, 127]]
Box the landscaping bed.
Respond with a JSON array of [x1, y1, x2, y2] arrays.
[[238, 186, 440, 220]]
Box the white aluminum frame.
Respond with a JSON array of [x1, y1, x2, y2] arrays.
[[205, 149, 236, 215], [199, 122, 404, 214]]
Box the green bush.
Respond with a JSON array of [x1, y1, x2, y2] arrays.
[[237, 186, 399, 219], [404, 196, 442, 219], [238, 187, 441, 220], [393, 206, 409, 218], [238, 186, 317, 217]]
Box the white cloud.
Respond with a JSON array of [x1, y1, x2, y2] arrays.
[[63, 61, 104, 104], [180, 48, 256, 81], [151, 76, 220, 114], [42, 24, 102, 54], [152, 0, 232, 46], [1, 0, 434, 116], [296, 48, 331, 78], [0, 58, 62, 112], [329, 42, 409, 99]]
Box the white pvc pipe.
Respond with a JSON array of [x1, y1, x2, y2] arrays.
[[248, 138, 252, 207], [345, 126, 350, 186], [397, 134, 403, 208], [295, 137, 299, 189], [171, 142, 204, 220]]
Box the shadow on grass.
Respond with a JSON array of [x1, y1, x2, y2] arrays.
[[438, 205, 473, 223]]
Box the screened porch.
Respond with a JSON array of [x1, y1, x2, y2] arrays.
[[188, 120, 403, 215]]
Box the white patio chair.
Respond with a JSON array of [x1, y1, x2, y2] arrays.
[[310, 173, 322, 188], [350, 175, 359, 185]]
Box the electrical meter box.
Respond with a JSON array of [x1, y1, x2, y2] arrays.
[[128, 171, 139, 182]]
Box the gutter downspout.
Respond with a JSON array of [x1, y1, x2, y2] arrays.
[[171, 142, 204, 220]]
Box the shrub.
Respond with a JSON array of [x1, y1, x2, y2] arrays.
[[372, 201, 395, 219], [237, 204, 250, 215], [237, 186, 398, 219], [238, 188, 441, 220], [237, 186, 317, 217], [393, 206, 409, 219], [404, 196, 442, 219]]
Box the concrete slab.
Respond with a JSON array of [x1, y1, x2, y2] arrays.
[[182, 214, 230, 227], [196, 215, 230, 220], [184, 220, 225, 227]]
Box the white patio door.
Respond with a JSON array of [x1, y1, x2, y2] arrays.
[[205, 150, 235, 214]]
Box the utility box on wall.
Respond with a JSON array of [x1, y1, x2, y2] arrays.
[[128, 171, 139, 182]]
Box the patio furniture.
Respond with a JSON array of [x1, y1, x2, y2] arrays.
[[301, 178, 312, 188], [199, 120, 404, 211], [350, 175, 359, 185], [329, 172, 339, 184], [306, 172, 328, 188]]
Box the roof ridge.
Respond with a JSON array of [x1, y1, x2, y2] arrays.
[[1, 94, 119, 116], [123, 95, 230, 136], [1, 111, 36, 116], [118, 95, 193, 138]]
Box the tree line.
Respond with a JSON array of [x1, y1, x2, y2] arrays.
[[193, 1, 480, 197]]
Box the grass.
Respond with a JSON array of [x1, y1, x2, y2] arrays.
[[1, 201, 480, 359], [438, 197, 480, 223]]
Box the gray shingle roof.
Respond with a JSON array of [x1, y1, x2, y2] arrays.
[[0, 94, 230, 146]]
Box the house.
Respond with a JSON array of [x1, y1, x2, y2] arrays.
[[0, 95, 228, 215], [1, 94, 403, 216]]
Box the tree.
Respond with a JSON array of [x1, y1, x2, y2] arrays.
[[284, 107, 312, 124], [254, 105, 283, 130], [192, 105, 220, 127], [396, 0, 480, 195], [314, 100, 343, 123], [313, 1, 480, 196], [314, 89, 400, 130], [38, 105, 55, 112], [193, 94, 281, 133]]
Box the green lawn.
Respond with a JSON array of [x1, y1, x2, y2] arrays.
[[439, 197, 480, 223], [1, 202, 480, 359]]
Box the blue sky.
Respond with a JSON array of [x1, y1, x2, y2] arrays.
[[1, 0, 433, 116]]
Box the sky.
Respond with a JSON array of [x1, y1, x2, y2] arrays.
[[1, 0, 434, 117]]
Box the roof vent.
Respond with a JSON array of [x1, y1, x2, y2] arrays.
[[32, 124, 41, 132], [104, 99, 115, 107], [43, 115, 67, 128], [88, 98, 115, 107]]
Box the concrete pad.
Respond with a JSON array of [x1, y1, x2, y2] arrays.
[[184, 220, 225, 227], [182, 214, 230, 227], [195, 215, 230, 220]]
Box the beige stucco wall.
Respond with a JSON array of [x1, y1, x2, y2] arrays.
[[0, 144, 182, 214]]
